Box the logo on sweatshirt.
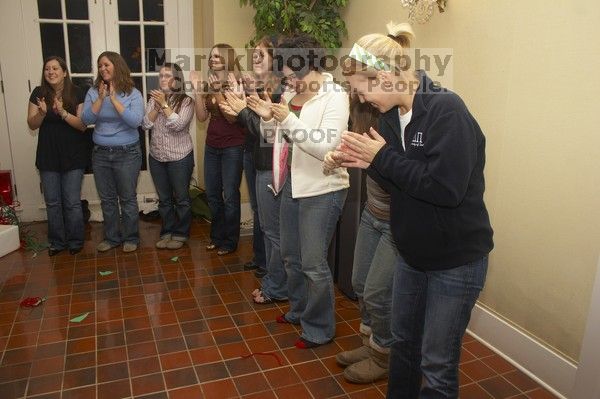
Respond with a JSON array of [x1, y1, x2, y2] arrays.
[[411, 132, 424, 147]]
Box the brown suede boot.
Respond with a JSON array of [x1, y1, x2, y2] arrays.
[[335, 333, 370, 367], [343, 345, 389, 384]]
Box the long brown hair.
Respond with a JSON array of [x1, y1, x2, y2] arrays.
[[94, 51, 135, 94], [39, 56, 78, 113], [209, 43, 242, 83], [162, 62, 192, 113], [254, 35, 282, 99]]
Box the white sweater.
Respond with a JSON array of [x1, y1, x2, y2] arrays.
[[261, 73, 350, 199]]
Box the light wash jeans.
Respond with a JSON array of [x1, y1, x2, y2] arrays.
[[280, 177, 347, 344], [255, 170, 287, 300], [351, 208, 399, 349], [92, 142, 142, 246]]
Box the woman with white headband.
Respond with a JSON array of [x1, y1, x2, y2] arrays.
[[335, 22, 494, 398]]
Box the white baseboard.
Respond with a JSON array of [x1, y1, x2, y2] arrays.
[[468, 304, 576, 398]]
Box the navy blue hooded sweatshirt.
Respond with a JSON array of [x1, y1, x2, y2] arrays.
[[368, 72, 493, 270]]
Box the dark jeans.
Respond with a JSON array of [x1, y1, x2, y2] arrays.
[[243, 149, 266, 269], [40, 169, 84, 250], [92, 143, 142, 246], [149, 152, 194, 241], [387, 256, 488, 399], [204, 144, 243, 251]]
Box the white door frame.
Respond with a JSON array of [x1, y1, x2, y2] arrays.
[[0, 0, 196, 221]]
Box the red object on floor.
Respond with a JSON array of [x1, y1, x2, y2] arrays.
[[20, 296, 46, 307], [0, 170, 13, 205]]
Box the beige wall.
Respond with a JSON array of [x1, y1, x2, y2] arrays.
[[195, 0, 600, 360], [342, 0, 600, 361], [193, 0, 254, 201]]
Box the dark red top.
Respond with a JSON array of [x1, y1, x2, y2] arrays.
[[205, 94, 245, 148]]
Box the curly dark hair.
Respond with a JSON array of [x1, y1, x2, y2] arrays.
[[273, 34, 325, 79]]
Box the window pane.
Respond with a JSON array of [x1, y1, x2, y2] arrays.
[[65, 0, 88, 19], [144, 25, 165, 72], [72, 77, 94, 92], [37, 0, 62, 19], [118, 0, 139, 21], [40, 23, 65, 61], [132, 76, 143, 94], [143, 0, 164, 21], [68, 24, 92, 73], [145, 75, 158, 98], [119, 25, 142, 72]]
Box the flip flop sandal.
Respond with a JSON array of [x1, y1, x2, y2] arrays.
[[206, 243, 217, 251], [217, 249, 233, 256]]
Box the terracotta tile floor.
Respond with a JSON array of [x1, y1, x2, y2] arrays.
[[0, 220, 558, 398]]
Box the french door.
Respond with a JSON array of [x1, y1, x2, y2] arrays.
[[9, 0, 194, 220]]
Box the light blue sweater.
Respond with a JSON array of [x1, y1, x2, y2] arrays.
[[82, 87, 144, 146]]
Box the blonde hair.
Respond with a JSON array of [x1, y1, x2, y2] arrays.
[[345, 22, 416, 131], [343, 22, 415, 76]]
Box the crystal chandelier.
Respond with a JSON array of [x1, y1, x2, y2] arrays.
[[401, 0, 447, 24]]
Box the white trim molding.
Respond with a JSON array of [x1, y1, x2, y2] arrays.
[[467, 304, 576, 399], [571, 255, 600, 399]]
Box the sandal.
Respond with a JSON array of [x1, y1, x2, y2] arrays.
[[253, 293, 274, 304], [217, 249, 233, 256], [206, 243, 217, 251]]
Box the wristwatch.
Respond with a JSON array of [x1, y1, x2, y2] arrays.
[[162, 103, 169, 109]]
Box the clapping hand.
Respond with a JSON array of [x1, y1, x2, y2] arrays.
[[189, 70, 207, 94], [338, 127, 388, 169], [150, 89, 167, 110], [53, 96, 64, 115], [247, 94, 273, 120], [36, 97, 47, 115], [323, 150, 345, 172], [98, 81, 108, 99], [227, 73, 244, 98], [208, 74, 222, 91], [224, 90, 247, 114], [271, 96, 289, 122]]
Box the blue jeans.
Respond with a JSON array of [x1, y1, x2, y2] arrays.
[[352, 208, 399, 349], [204, 144, 243, 251], [280, 177, 347, 344], [387, 256, 488, 399], [256, 170, 287, 300], [243, 150, 266, 269], [92, 143, 142, 246], [149, 152, 194, 241], [40, 169, 84, 250]]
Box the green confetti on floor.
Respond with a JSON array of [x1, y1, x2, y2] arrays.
[[170, 256, 179, 262], [99, 271, 113, 276], [69, 312, 90, 323]]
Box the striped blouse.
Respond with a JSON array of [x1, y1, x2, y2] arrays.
[[142, 96, 195, 162]]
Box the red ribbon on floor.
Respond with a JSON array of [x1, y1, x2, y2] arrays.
[[20, 296, 46, 308], [241, 352, 284, 366]]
